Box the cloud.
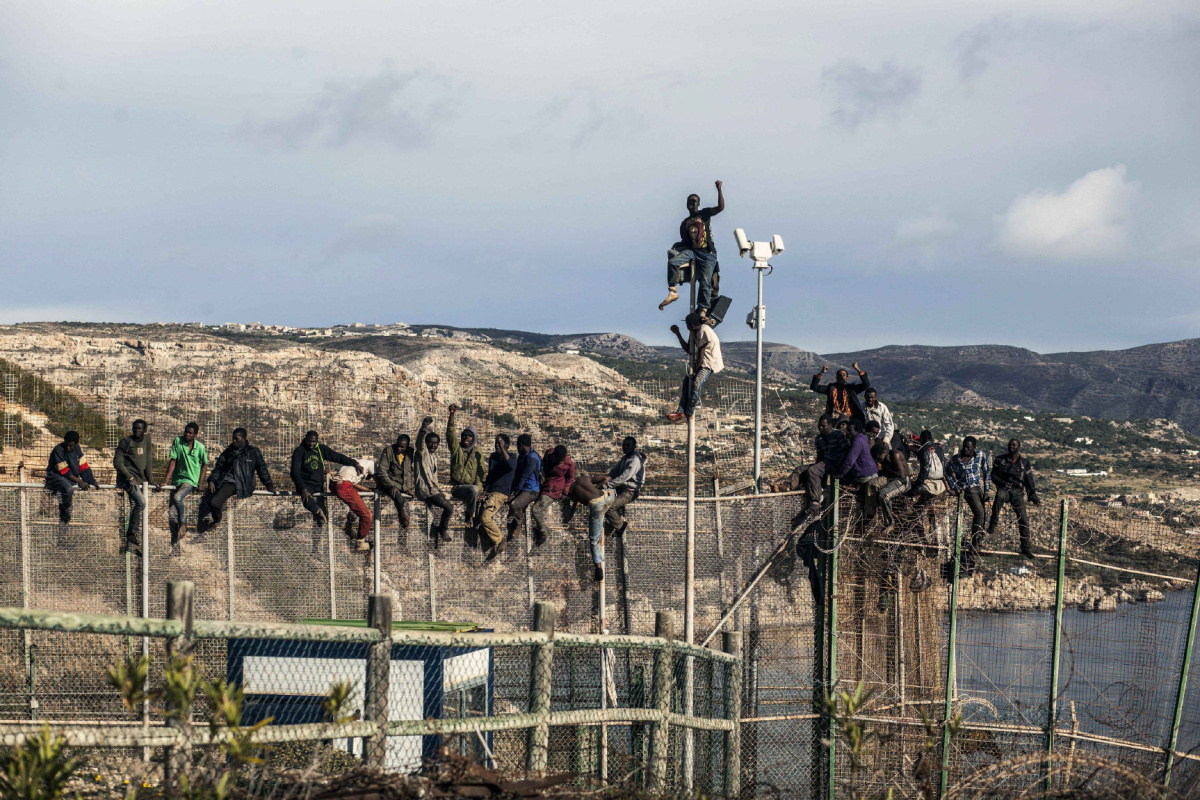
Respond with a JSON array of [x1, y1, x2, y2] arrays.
[[530, 84, 644, 148], [895, 210, 956, 243], [953, 16, 1018, 82], [0, 305, 127, 324], [994, 165, 1139, 261], [238, 68, 458, 151], [319, 214, 404, 267], [820, 59, 921, 130]]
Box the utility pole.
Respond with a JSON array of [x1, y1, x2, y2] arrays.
[[736, 229, 785, 492]]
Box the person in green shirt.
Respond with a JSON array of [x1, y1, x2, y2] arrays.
[[161, 422, 209, 548]]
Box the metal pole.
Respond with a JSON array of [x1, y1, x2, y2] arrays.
[[327, 501, 336, 620], [938, 493, 965, 798], [18, 465, 32, 719], [226, 510, 235, 621], [684, 272, 697, 790], [372, 491, 381, 595], [141, 481, 150, 764], [599, 534, 608, 785], [825, 479, 839, 800], [364, 594, 392, 768], [428, 551, 437, 621], [1045, 498, 1069, 791], [753, 267, 764, 493], [1164, 555, 1200, 788], [723, 631, 743, 799]]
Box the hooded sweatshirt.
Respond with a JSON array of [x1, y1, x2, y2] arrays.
[[447, 419, 486, 487], [414, 419, 442, 499]]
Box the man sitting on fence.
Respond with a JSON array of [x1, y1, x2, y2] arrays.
[[447, 404, 486, 525], [836, 418, 879, 496], [161, 422, 209, 553], [197, 428, 278, 535], [332, 456, 374, 553], [988, 438, 1040, 560], [946, 436, 991, 574], [113, 419, 152, 557], [810, 363, 870, 425], [375, 433, 415, 545], [870, 441, 910, 536], [772, 414, 849, 529], [605, 436, 646, 537], [480, 433, 517, 562], [290, 431, 361, 530], [567, 471, 614, 582], [415, 416, 455, 544], [533, 444, 576, 546], [508, 433, 542, 544], [44, 430, 99, 547]]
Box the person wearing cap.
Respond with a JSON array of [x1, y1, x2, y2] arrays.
[[666, 312, 724, 422], [446, 404, 486, 524], [113, 419, 152, 556], [44, 430, 99, 544], [161, 422, 209, 551]]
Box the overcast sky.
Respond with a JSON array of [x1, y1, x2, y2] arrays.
[[2, 1, 1199, 354]]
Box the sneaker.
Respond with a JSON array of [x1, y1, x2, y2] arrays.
[[594, 564, 604, 582], [196, 518, 212, 536], [314, 508, 328, 527], [613, 520, 628, 537], [439, 528, 453, 543], [484, 539, 506, 563], [1019, 539, 1035, 560], [658, 287, 679, 310], [354, 538, 371, 553], [125, 539, 142, 558], [170, 543, 183, 559], [666, 411, 686, 423]]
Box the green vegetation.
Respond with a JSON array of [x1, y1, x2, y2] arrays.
[[0, 359, 107, 450], [0, 725, 79, 800]]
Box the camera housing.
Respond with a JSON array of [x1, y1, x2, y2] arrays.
[[734, 228, 751, 257]]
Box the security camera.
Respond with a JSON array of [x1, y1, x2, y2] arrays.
[[746, 310, 756, 330], [772, 235, 785, 254], [734, 228, 751, 257]]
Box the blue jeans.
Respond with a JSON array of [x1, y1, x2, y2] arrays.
[[588, 490, 614, 564], [667, 248, 718, 311], [118, 479, 147, 542], [678, 368, 714, 417], [169, 483, 195, 542]]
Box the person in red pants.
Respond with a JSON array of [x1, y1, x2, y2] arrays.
[[331, 457, 373, 552]]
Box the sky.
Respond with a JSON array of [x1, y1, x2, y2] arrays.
[[2, 1, 1199, 354]]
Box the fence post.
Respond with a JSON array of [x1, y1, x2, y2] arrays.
[[527, 601, 556, 775], [141, 481, 151, 764], [1045, 498, 1069, 791], [372, 491, 382, 595], [18, 465, 33, 719], [723, 631, 742, 799], [938, 492, 965, 798], [1164, 556, 1200, 788], [364, 593, 392, 768], [226, 510, 235, 621], [328, 503, 337, 619], [164, 580, 195, 791], [825, 479, 840, 800], [649, 610, 675, 793]]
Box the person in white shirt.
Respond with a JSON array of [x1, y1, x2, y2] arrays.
[[331, 457, 373, 552], [863, 388, 894, 447], [666, 312, 724, 422]]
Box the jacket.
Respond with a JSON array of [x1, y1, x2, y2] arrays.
[[810, 373, 871, 421], [863, 400, 894, 445], [414, 419, 442, 499], [376, 443, 416, 496], [837, 433, 878, 482], [290, 443, 355, 494], [210, 443, 274, 498], [483, 451, 518, 495], [447, 420, 486, 487], [540, 450, 576, 500], [45, 443, 99, 487], [113, 435, 153, 485], [815, 430, 850, 468], [608, 451, 647, 492], [512, 450, 542, 495], [992, 454, 1038, 501]]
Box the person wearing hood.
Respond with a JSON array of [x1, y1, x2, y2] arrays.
[[113, 419, 152, 556], [290, 431, 360, 528], [446, 404, 486, 524], [480, 433, 518, 561], [605, 436, 646, 536], [532, 444, 576, 544], [45, 430, 99, 546], [810, 363, 871, 424], [415, 415, 454, 543]]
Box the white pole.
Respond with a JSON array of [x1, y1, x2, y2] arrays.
[[684, 273, 697, 791], [372, 491, 381, 594], [141, 481, 150, 763], [753, 267, 765, 493], [599, 535, 608, 785]]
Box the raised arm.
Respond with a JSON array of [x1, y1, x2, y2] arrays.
[[709, 180, 724, 214], [670, 324, 688, 353], [416, 417, 434, 457], [810, 367, 829, 394], [851, 362, 870, 393], [446, 404, 461, 459]]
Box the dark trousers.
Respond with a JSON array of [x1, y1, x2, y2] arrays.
[[508, 490, 539, 539], [45, 475, 76, 523], [117, 479, 147, 543], [788, 460, 828, 510], [963, 486, 987, 547], [530, 494, 559, 540], [988, 488, 1031, 546], [423, 492, 453, 536], [199, 483, 238, 528], [385, 492, 410, 527], [300, 492, 328, 524], [605, 488, 638, 533], [678, 368, 713, 417]]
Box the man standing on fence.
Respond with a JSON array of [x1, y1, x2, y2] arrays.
[[375, 433, 415, 545], [988, 438, 1040, 559], [661, 180, 724, 314], [415, 416, 454, 544], [290, 431, 361, 529], [197, 428, 278, 535], [480, 433, 517, 561], [161, 422, 208, 552], [113, 419, 152, 557], [772, 414, 849, 528], [605, 436, 646, 537], [446, 404, 486, 525], [508, 433, 542, 544], [331, 456, 373, 553], [44, 430, 99, 546], [810, 363, 871, 425], [947, 436, 991, 573]]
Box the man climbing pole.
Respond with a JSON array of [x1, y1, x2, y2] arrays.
[[661, 180, 724, 316]]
